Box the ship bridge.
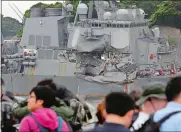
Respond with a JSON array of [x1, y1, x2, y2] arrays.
[[78, 19, 148, 28]]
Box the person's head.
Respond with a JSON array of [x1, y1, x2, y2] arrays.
[[27, 86, 56, 111], [129, 89, 142, 102], [104, 92, 135, 128], [96, 100, 106, 125], [165, 76, 181, 103], [136, 83, 167, 114], [129, 89, 142, 112], [37, 79, 57, 91]]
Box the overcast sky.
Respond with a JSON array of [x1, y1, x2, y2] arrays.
[[2, 1, 61, 23]]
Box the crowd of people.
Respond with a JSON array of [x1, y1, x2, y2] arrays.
[[1, 76, 181, 132], [1, 79, 92, 132]]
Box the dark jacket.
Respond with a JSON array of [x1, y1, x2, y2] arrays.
[[89, 123, 130, 132], [55, 84, 79, 104], [12, 97, 74, 122]]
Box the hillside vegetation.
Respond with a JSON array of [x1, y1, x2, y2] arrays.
[[150, 1, 181, 29], [2, 1, 181, 38], [1, 14, 22, 39]]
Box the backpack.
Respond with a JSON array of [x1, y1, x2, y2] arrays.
[[68, 98, 92, 131], [1, 95, 18, 132], [29, 114, 72, 132], [131, 111, 181, 132], [56, 86, 92, 131], [68, 99, 85, 131]]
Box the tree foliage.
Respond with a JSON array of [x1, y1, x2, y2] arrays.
[[24, 2, 62, 18], [17, 27, 23, 38], [2, 14, 22, 39], [120, 0, 162, 19], [150, 1, 181, 29], [16, 0, 181, 38]]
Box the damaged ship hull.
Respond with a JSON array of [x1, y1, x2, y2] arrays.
[[2, 74, 170, 95], [2, 1, 177, 96]]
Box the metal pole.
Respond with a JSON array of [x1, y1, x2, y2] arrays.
[[73, 1, 81, 27], [88, 1, 93, 19], [76, 86, 80, 97], [8, 3, 23, 22]]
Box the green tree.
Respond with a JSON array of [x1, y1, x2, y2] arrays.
[[2, 15, 22, 39], [17, 27, 23, 38], [17, 0, 181, 38], [120, 0, 162, 19], [24, 2, 62, 18], [150, 1, 181, 28]]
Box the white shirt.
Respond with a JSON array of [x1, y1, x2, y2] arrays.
[[130, 112, 150, 131]]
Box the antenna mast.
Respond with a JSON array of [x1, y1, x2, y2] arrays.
[[8, 3, 23, 22], [73, 0, 82, 27], [11, 3, 26, 24], [88, 0, 93, 19], [12, 3, 24, 17]]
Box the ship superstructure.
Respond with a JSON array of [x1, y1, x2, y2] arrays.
[[1, 1, 175, 95]]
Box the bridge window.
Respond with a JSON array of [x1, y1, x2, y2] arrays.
[[125, 24, 129, 28], [107, 24, 110, 27], [95, 23, 98, 27], [112, 24, 116, 27]]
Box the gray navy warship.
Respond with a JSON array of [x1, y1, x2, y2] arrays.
[[1, 0, 181, 95]]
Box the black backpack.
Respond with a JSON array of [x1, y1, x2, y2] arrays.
[[131, 111, 181, 132], [1, 93, 20, 132], [1, 100, 16, 132]]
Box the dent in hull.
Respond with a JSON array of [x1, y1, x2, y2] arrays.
[[2, 74, 170, 95]]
